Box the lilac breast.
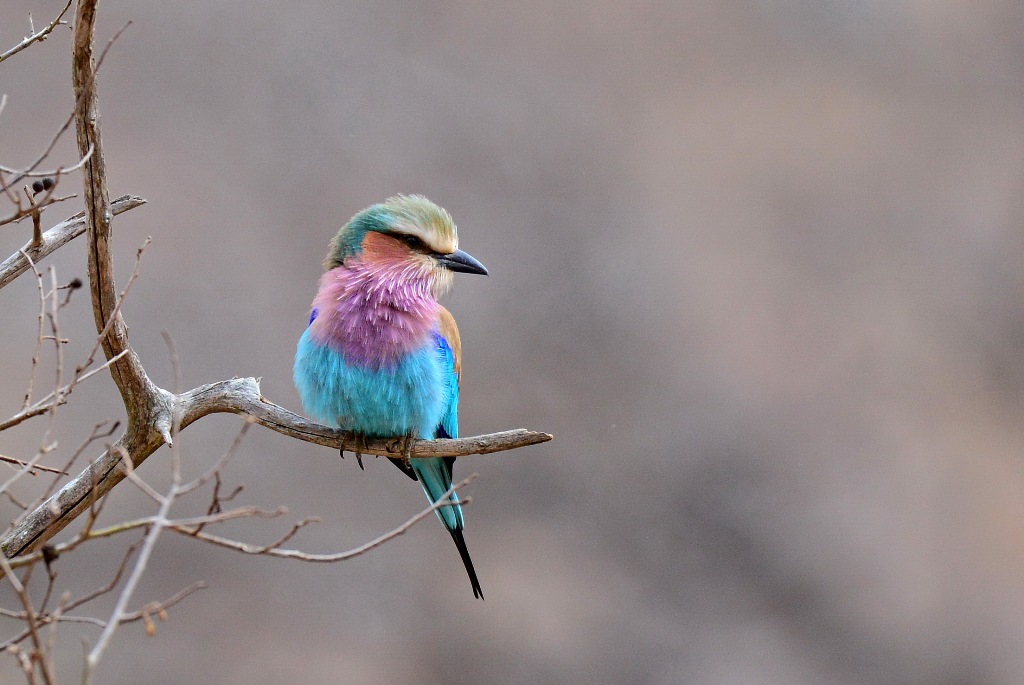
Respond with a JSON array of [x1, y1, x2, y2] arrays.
[[307, 261, 439, 369]]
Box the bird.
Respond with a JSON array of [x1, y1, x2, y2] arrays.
[[294, 195, 488, 599]]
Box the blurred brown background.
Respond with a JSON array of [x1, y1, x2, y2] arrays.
[[2, 1, 1024, 683]]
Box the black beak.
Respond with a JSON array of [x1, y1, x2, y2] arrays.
[[437, 249, 488, 275]]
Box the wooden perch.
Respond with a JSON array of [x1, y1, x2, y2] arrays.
[[1, 379, 551, 559]]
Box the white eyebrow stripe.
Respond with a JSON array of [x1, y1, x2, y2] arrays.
[[389, 221, 457, 254]]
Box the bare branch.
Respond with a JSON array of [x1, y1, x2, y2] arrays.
[[0, 350, 129, 432], [32, 421, 118, 506], [0, 0, 73, 64], [177, 420, 252, 496], [1, 581, 206, 649], [112, 447, 166, 506], [84, 470, 173, 677], [179, 475, 477, 562], [0, 0, 550, 678], [8, 644, 36, 684], [1, 16, 128, 189], [0, 456, 65, 476], [62, 544, 138, 615], [0, 194, 146, 291], [19, 250, 48, 409], [0, 144, 93, 180], [0, 556, 55, 685], [175, 379, 553, 458], [1, 376, 549, 560], [0, 175, 81, 228], [72, 5, 153, 429], [119, 582, 206, 628], [8, 504, 287, 571]]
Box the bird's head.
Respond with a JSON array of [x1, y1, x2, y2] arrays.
[[324, 195, 487, 296]]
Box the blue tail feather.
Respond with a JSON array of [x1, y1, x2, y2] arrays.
[[411, 457, 483, 599], [411, 457, 464, 531]]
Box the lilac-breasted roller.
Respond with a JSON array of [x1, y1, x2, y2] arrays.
[[293, 195, 488, 599]]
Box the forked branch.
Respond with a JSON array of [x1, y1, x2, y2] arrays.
[[0, 377, 551, 560]]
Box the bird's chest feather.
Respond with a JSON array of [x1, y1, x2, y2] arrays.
[[293, 263, 448, 437], [307, 262, 439, 368], [294, 332, 447, 438]]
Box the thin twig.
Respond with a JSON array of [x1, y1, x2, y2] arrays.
[[0, 544, 137, 650], [0, 351, 129, 433], [20, 250, 47, 409], [32, 421, 118, 505], [0, 0, 74, 64], [84, 478, 173, 675], [178, 420, 252, 496], [63, 544, 139, 614], [0, 555, 55, 685], [1, 582, 207, 648], [119, 582, 207, 627], [0, 144, 94, 180], [1, 14, 128, 188], [177, 475, 477, 563], [77, 237, 151, 389], [0, 235, 149, 434], [0, 456, 65, 476], [113, 447, 165, 506], [0, 186, 78, 229], [46, 267, 64, 414]]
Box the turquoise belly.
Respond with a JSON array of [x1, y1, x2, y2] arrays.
[[294, 329, 445, 438]]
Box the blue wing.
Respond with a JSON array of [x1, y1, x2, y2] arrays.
[[435, 330, 459, 441], [434, 306, 462, 441], [412, 327, 462, 530]]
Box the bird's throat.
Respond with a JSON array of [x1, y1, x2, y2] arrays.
[[308, 261, 439, 368]]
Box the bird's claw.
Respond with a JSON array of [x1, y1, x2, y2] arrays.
[[387, 434, 416, 468], [342, 430, 367, 470], [383, 434, 416, 468], [400, 433, 414, 470]]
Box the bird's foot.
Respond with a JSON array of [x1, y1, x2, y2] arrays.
[[401, 433, 416, 470], [388, 433, 416, 470], [342, 430, 368, 470]]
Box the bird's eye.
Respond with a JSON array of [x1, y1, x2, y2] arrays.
[[398, 234, 425, 250]]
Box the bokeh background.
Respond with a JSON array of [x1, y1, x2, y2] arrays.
[[3, 1, 1024, 683]]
